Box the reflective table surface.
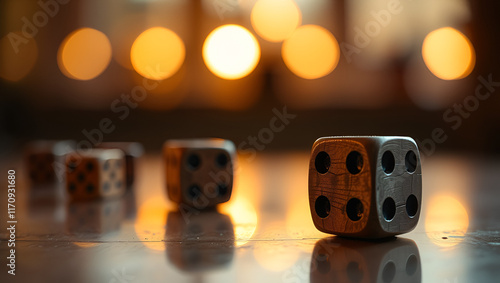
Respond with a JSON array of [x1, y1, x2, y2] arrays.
[[1, 152, 500, 282]]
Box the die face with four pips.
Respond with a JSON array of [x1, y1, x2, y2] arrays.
[[164, 138, 235, 209], [65, 149, 126, 201], [308, 136, 422, 238]]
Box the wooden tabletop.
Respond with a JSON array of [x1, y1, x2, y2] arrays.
[[1, 152, 499, 282]]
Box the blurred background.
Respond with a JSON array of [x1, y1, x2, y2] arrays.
[[1, 3, 500, 282], [1, 0, 499, 155]]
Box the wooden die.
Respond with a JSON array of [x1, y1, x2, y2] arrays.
[[308, 136, 422, 238], [65, 149, 126, 200], [97, 142, 144, 187], [24, 140, 75, 184], [163, 138, 236, 208]]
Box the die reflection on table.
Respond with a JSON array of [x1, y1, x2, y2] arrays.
[[165, 210, 235, 272], [65, 198, 126, 236], [310, 237, 421, 283], [27, 182, 65, 218]]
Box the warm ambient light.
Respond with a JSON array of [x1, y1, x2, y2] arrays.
[[253, 222, 300, 271], [58, 28, 112, 80], [425, 195, 469, 248], [73, 242, 98, 248], [0, 32, 38, 82], [219, 198, 258, 247], [282, 25, 340, 79], [131, 27, 185, 80], [251, 0, 302, 42], [203, 24, 261, 80], [422, 27, 475, 80], [134, 197, 169, 252]]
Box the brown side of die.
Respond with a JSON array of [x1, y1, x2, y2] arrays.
[[66, 153, 100, 200], [309, 137, 376, 237], [164, 145, 184, 204], [26, 152, 55, 184], [25, 140, 75, 185]]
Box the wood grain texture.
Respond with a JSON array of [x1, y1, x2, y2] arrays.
[[310, 237, 421, 283], [65, 149, 126, 201], [308, 136, 422, 238], [309, 138, 373, 236], [163, 138, 236, 208]]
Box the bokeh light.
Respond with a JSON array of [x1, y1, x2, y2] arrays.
[[218, 155, 260, 247], [282, 25, 340, 79], [425, 195, 469, 248], [251, 0, 302, 42], [253, 229, 300, 271], [0, 32, 38, 82], [109, 15, 144, 70], [422, 27, 475, 80], [286, 199, 319, 237], [203, 24, 261, 80], [58, 28, 112, 80], [131, 27, 185, 80], [219, 198, 258, 247]]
